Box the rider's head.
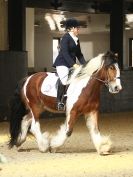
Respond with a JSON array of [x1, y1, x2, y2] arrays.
[[60, 18, 81, 36]]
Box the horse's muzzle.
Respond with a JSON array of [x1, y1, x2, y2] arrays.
[[109, 85, 122, 94], [114, 85, 122, 92]]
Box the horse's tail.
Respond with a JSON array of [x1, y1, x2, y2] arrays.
[[9, 77, 28, 148]]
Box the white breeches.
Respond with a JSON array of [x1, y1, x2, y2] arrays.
[[56, 66, 69, 85]]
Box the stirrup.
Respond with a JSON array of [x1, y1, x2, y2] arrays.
[[57, 102, 65, 111]]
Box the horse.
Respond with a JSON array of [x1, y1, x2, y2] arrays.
[[8, 51, 122, 155]]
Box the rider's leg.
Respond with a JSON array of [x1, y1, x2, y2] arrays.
[[57, 81, 67, 111], [56, 66, 69, 111]]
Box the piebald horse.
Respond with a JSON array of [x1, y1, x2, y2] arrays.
[[9, 51, 122, 155]]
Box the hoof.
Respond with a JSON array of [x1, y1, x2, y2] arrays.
[[49, 147, 57, 153], [39, 146, 49, 153], [38, 132, 50, 152], [16, 141, 23, 147], [98, 136, 112, 155], [16, 136, 26, 147], [99, 151, 111, 156]]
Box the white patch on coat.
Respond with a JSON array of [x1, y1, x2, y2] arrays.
[[114, 63, 122, 90], [23, 75, 33, 103], [66, 77, 90, 115], [108, 63, 122, 93]]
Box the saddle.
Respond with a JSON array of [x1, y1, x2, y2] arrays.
[[41, 72, 59, 97], [41, 72, 69, 98]]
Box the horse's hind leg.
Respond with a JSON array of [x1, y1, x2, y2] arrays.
[[85, 112, 112, 155], [29, 107, 49, 152], [30, 118, 49, 152], [17, 113, 32, 146]]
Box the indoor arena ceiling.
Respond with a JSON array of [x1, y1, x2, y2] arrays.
[[26, 0, 133, 13], [26, 0, 133, 33]]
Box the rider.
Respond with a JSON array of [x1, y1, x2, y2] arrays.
[[53, 18, 86, 111]]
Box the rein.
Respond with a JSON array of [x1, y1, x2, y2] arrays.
[[91, 76, 109, 87], [91, 76, 121, 88]]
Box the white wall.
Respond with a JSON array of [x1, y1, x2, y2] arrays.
[[80, 32, 110, 61], [34, 20, 53, 72]]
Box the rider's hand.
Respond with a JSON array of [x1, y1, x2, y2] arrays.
[[73, 64, 80, 69]]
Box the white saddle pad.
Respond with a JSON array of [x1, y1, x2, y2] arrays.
[[41, 72, 59, 97]]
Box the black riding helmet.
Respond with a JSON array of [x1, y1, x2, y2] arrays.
[[60, 18, 80, 30]]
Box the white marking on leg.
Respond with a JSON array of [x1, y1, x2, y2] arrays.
[[17, 114, 32, 145], [50, 109, 74, 152], [50, 124, 68, 151], [30, 116, 49, 152], [86, 112, 112, 155]]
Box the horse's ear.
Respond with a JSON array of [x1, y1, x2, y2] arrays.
[[105, 50, 114, 57], [106, 51, 111, 55]]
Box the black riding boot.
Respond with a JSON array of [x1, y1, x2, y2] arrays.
[[57, 82, 67, 111]]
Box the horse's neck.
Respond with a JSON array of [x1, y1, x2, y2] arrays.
[[89, 79, 102, 95], [82, 71, 105, 99]]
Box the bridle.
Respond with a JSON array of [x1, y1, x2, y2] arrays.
[[91, 76, 121, 88], [90, 76, 109, 87], [90, 62, 121, 88]]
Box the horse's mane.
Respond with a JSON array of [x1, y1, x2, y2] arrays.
[[67, 53, 104, 84]]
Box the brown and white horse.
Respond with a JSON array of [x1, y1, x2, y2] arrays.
[[9, 51, 122, 155]]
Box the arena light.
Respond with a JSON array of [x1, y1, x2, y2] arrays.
[[52, 14, 65, 31], [126, 14, 133, 23], [44, 13, 56, 30]]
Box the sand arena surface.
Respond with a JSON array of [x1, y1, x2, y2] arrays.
[[0, 112, 133, 177]]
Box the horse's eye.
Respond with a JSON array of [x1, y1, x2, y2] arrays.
[[109, 66, 114, 70]]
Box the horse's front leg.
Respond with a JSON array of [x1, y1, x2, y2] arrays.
[[50, 110, 78, 152], [85, 112, 112, 155]]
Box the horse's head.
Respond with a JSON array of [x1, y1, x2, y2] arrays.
[[68, 51, 122, 94], [102, 51, 122, 94]]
